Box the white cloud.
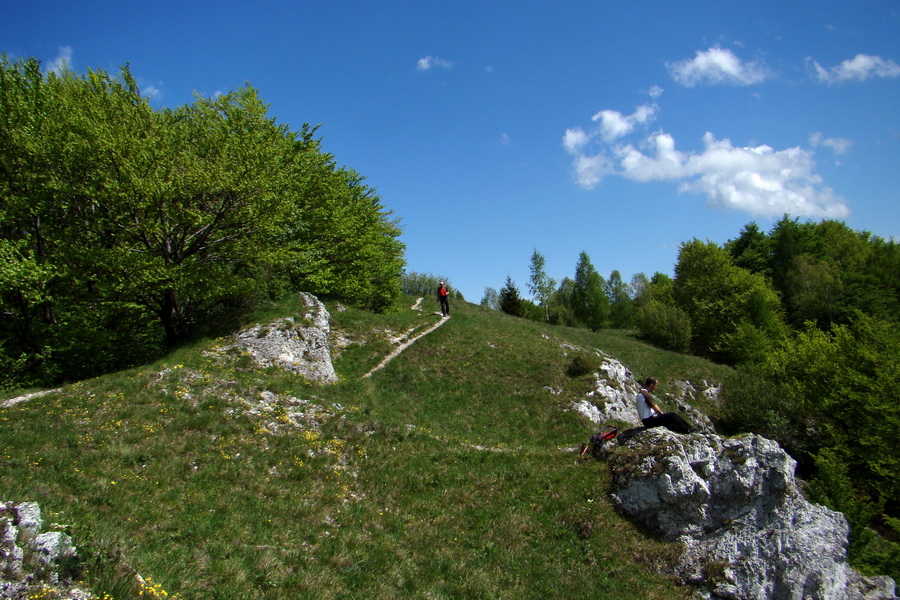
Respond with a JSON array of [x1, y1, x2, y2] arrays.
[[141, 84, 162, 100], [416, 56, 454, 72], [591, 103, 658, 142], [47, 46, 73, 74], [667, 47, 768, 87], [809, 132, 853, 155], [563, 105, 849, 219], [808, 54, 900, 84]]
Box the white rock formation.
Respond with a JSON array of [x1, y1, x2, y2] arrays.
[[606, 429, 897, 600]]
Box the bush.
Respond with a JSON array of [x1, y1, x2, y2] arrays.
[[566, 355, 595, 378], [634, 300, 692, 353]]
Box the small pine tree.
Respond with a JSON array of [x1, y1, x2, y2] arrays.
[[499, 276, 523, 317]]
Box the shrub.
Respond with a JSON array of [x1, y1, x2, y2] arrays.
[[634, 300, 691, 353]]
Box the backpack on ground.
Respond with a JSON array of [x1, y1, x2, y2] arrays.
[[579, 425, 619, 460]]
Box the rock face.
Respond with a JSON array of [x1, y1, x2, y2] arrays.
[[1, 501, 83, 599], [232, 292, 338, 384], [606, 429, 897, 600], [570, 354, 715, 433]]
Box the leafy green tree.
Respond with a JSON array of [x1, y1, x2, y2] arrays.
[[548, 277, 578, 327], [571, 251, 609, 331], [604, 269, 633, 328], [0, 55, 405, 384], [721, 313, 900, 578], [633, 300, 691, 353], [527, 249, 556, 322], [673, 239, 783, 361], [401, 272, 453, 297], [480, 287, 499, 310], [725, 222, 773, 277]]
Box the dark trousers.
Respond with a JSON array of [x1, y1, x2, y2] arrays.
[[439, 296, 450, 315], [642, 412, 694, 434]]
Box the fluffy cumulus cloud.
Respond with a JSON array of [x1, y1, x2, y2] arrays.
[[808, 54, 900, 84], [416, 56, 454, 72], [563, 105, 849, 219], [667, 47, 768, 87]]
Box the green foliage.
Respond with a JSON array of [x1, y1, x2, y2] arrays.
[[498, 276, 523, 316], [604, 270, 634, 328], [480, 286, 499, 310], [400, 271, 458, 299], [673, 239, 784, 361], [0, 55, 404, 385], [633, 300, 692, 353], [528, 249, 556, 322], [565, 355, 596, 378], [572, 251, 609, 331], [721, 313, 900, 579]]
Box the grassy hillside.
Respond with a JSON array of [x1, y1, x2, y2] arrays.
[[0, 294, 732, 599]]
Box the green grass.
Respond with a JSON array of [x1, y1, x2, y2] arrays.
[[0, 294, 727, 599]]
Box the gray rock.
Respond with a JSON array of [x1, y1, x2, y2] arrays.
[[607, 430, 897, 600], [571, 357, 713, 433], [232, 292, 338, 384], [0, 501, 86, 599]]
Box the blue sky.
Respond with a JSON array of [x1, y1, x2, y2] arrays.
[[4, 1, 899, 302]]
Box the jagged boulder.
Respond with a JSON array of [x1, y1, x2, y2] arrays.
[[606, 429, 897, 600], [232, 292, 338, 384], [1, 501, 84, 599]]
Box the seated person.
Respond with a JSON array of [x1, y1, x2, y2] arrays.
[[635, 376, 694, 434]]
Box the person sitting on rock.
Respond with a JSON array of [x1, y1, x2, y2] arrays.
[[636, 377, 694, 434]]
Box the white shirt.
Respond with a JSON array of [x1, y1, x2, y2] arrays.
[[635, 390, 657, 420]]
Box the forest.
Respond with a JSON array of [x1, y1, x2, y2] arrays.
[[484, 219, 900, 578], [0, 56, 405, 387]]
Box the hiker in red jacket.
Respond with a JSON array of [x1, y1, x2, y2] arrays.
[[437, 281, 450, 317]]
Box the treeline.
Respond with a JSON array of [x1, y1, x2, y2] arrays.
[[0, 56, 405, 387], [487, 217, 899, 578]]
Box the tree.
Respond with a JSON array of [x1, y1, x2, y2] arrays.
[[673, 239, 783, 361], [0, 55, 406, 384], [498, 276, 523, 317], [480, 287, 499, 310], [604, 269, 633, 328], [527, 249, 555, 322], [571, 251, 609, 331], [725, 222, 773, 276], [721, 313, 900, 578]]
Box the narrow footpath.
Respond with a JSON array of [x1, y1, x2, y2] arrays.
[[362, 298, 450, 379]]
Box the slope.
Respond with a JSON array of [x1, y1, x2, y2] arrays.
[[0, 293, 732, 599]]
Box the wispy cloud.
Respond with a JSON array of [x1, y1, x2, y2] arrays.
[[563, 98, 849, 219], [47, 46, 73, 74], [807, 54, 900, 84], [809, 132, 853, 155], [416, 56, 454, 72], [667, 47, 768, 87]]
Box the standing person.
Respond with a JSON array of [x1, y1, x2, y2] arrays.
[[635, 377, 694, 434], [437, 281, 450, 317]]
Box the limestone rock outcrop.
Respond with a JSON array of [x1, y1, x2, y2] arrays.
[[1, 501, 85, 599], [570, 354, 715, 433], [232, 292, 338, 384], [605, 429, 897, 600]]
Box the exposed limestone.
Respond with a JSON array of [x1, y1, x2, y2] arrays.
[[605, 429, 897, 600], [570, 354, 714, 433], [1, 501, 84, 599], [231, 292, 338, 384]]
